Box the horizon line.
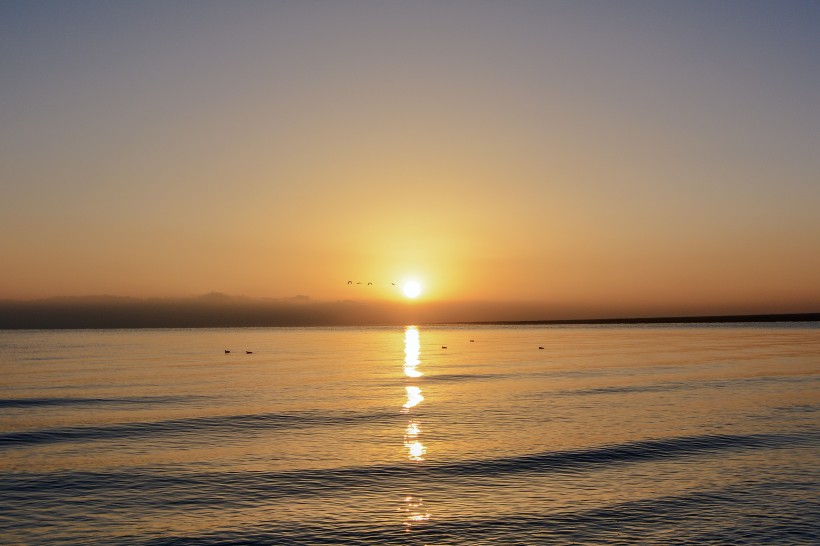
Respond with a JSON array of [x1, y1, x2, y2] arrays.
[[458, 312, 820, 327], [0, 309, 817, 331]]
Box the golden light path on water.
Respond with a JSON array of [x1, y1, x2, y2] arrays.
[[400, 325, 430, 531], [403, 326, 422, 378], [402, 386, 424, 411]]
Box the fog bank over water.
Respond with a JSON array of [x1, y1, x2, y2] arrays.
[[0, 294, 817, 329]]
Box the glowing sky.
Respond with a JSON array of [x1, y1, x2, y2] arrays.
[[1, 1, 818, 317]]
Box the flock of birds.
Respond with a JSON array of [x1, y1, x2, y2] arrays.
[[347, 281, 396, 286]]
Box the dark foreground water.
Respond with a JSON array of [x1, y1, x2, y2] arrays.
[[1, 324, 818, 545]]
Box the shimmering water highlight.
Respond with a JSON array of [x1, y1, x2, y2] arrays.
[[1, 324, 818, 545]]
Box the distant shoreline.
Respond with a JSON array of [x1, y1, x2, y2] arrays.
[[461, 313, 820, 326], [0, 299, 818, 330]]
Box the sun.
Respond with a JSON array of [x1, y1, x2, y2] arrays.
[[402, 280, 422, 299]]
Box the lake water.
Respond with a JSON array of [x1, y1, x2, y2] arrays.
[[1, 324, 818, 545]]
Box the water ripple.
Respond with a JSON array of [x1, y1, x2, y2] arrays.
[[0, 396, 204, 408], [0, 409, 398, 449], [92, 482, 820, 545], [3, 431, 814, 502]]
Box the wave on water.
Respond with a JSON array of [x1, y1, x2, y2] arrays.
[[0, 409, 399, 449], [566, 374, 820, 397], [4, 430, 815, 501], [3, 326, 819, 545], [3, 430, 817, 545], [423, 372, 512, 382], [137, 483, 820, 546], [0, 396, 205, 408]]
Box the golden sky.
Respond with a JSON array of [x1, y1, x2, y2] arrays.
[[1, 1, 819, 319]]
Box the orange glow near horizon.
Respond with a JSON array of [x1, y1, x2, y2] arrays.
[[1, 3, 819, 320]]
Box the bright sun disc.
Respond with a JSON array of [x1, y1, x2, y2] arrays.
[[403, 280, 422, 299]]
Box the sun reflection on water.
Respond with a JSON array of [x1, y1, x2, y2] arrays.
[[399, 495, 430, 532], [399, 326, 431, 531], [402, 385, 424, 411], [405, 440, 427, 461], [404, 420, 426, 461], [405, 421, 421, 437], [404, 326, 422, 378]]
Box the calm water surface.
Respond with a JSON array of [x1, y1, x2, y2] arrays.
[[1, 324, 819, 544]]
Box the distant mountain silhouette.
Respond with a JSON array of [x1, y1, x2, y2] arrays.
[[0, 294, 816, 329]]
